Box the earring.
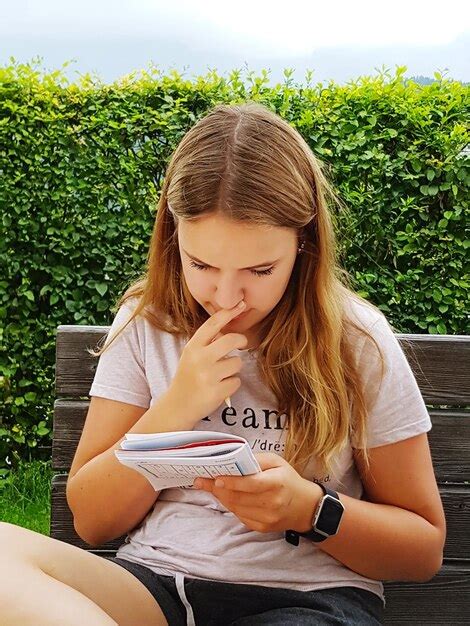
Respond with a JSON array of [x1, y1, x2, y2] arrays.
[[297, 241, 305, 254]]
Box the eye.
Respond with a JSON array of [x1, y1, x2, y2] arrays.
[[189, 261, 274, 277], [252, 267, 274, 276]]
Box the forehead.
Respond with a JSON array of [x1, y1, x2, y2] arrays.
[[177, 214, 293, 243], [177, 217, 297, 270]]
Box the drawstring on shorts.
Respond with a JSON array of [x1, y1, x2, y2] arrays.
[[175, 573, 196, 626]]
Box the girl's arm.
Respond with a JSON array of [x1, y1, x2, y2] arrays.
[[67, 390, 197, 547], [309, 432, 446, 581]]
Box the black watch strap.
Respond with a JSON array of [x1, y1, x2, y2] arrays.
[[285, 483, 339, 546]]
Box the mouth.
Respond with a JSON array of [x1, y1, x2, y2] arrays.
[[231, 309, 250, 320], [211, 307, 250, 320]]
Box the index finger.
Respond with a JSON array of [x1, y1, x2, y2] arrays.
[[194, 299, 246, 347], [215, 469, 279, 493]]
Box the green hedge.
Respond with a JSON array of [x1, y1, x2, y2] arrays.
[[0, 60, 468, 471]]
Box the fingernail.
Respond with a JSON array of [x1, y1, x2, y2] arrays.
[[215, 478, 225, 488], [236, 300, 245, 309]]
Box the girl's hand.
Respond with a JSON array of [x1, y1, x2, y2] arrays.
[[167, 301, 248, 424], [194, 453, 322, 534]]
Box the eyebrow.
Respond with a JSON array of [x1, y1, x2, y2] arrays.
[[183, 249, 280, 270]]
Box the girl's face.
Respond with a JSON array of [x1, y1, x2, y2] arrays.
[[177, 213, 299, 347]]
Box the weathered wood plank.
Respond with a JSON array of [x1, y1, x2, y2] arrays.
[[396, 334, 470, 405], [52, 400, 470, 482], [50, 476, 470, 561], [55, 327, 470, 405], [55, 326, 108, 398], [383, 564, 470, 624]]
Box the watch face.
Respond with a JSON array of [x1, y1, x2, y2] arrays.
[[314, 495, 344, 535]]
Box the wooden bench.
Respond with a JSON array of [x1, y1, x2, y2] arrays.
[[51, 326, 470, 624]]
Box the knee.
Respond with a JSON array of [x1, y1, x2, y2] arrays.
[[0, 521, 20, 542], [0, 521, 31, 556], [0, 522, 41, 594], [0, 520, 24, 538], [0, 523, 27, 591], [0, 548, 33, 616]]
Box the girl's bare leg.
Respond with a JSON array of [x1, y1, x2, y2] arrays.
[[0, 522, 168, 626]]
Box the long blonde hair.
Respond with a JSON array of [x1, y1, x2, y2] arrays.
[[89, 101, 385, 476]]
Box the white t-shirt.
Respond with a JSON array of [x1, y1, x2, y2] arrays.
[[89, 295, 432, 605]]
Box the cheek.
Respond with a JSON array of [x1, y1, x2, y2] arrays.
[[184, 271, 207, 296], [182, 270, 216, 310]]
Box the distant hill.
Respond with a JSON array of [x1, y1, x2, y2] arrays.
[[408, 75, 469, 86], [409, 75, 437, 85]]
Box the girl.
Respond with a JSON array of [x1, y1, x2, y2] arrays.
[[1, 102, 446, 625]]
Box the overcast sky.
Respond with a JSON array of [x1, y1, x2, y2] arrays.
[[1, 0, 469, 85]]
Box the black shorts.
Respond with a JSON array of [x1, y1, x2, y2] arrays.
[[106, 556, 384, 625]]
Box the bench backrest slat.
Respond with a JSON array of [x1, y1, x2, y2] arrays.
[[53, 403, 470, 482], [55, 327, 470, 405]]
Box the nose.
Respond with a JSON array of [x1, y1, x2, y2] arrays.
[[213, 275, 245, 310]]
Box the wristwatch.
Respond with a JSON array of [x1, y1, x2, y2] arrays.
[[285, 483, 345, 546]]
